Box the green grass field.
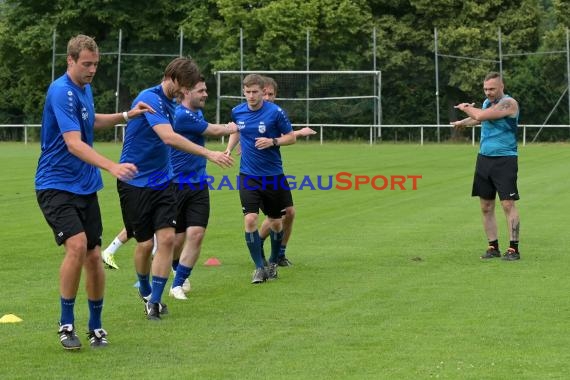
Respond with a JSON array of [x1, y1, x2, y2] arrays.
[[1, 141, 570, 379]]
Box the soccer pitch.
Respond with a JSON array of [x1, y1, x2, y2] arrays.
[[1, 141, 570, 379]]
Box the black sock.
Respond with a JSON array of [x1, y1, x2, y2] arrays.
[[488, 240, 499, 251], [509, 241, 519, 253]]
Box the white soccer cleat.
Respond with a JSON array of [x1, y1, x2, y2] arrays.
[[169, 286, 188, 300], [182, 278, 191, 293], [102, 250, 119, 269]]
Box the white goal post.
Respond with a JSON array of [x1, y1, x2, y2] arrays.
[[215, 70, 382, 144]]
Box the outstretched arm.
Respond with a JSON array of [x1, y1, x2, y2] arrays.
[[94, 101, 155, 129], [154, 123, 234, 169], [63, 131, 137, 181]]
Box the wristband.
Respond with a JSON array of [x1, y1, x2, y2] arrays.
[[122, 111, 129, 122]]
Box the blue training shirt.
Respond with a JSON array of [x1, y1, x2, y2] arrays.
[[479, 95, 519, 157], [35, 73, 103, 194], [231, 101, 293, 176], [171, 105, 209, 185], [120, 85, 175, 188]]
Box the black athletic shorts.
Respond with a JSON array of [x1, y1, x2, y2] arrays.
[[173, 183, 210, 233], [472, 154, 520, 201], [36, 189, 102, 249], [239, 173, 291, 219], [117, 180, 177, 242]]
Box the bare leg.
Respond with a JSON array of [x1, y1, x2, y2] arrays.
[[60, 233, 88, 299], [500, 200, 520, 242], [480, 198, 497, 242]]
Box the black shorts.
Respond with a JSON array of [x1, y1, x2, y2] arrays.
[[239, 173, 291, 218], [117, 180, 177, 242], [173, 183, 210, 233], [36, 189, 102, 249], [472, 154, 520, 201]]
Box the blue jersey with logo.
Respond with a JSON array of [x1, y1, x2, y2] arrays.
[[35, 73, 102, 194], [231, 101, 293, 176], [120, 85, 175, 188], [479, 95, 518, 157], [171, 105, 208, 184]]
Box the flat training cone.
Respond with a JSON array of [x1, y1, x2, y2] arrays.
[[204, 257, 221, 266], [0, 314, 23, 323]]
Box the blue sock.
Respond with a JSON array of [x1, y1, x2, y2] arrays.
[[137, 273, 152, 298], [245, 231, 264, 268], [269, 230, 283, 263], [60, 296, 75, 325], [88, 299, 104, 331], [172, 259, 179, 272], [279, 245, 287, 258], [173, 264, 192, 288], [150, 276, 168, 304], [260, 237, 266, 259]]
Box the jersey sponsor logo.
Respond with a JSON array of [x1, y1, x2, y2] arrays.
[[237, 121, 245, 130], [81, 107, 88, 120]]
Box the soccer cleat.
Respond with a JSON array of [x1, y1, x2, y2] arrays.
[[87, 328, 108, 348], [139, 291, 169, 315], [251, 268, 268, 284], [145, 301, 161, 321], [182, 278, 191, 293], [277, 256, 293, 267], [267, 263, 279, 280], [58, 323, 81, 350], [169, 286, 188, 300], [480, 246, 501, 259], [502, 248, 521, 261], [102, 250, 119, 269]]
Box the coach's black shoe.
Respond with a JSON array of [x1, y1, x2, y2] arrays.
[[481, 246, 501, 259], [502, 248, 520, 261], [87, 328, 108, 348], [278, 256, 293, 267], [58, 323, 81, 350]]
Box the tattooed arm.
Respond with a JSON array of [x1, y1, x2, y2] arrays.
[[459, 97, 519, 122]]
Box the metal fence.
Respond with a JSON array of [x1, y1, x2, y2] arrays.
[[3, 124, 568, 146]]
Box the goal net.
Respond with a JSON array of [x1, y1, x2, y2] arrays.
[[215, 70, 381, 141]]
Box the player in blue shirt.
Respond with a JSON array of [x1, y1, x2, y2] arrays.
[[225, 74, 296, 283], [451, 71, 521, 261], [168, 76, 238, 300], [35, 34, 152, 350], [117, 58, 233, 319], [257, 76, 316, 267]]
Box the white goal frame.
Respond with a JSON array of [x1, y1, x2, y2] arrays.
[[215, 70, 382, 144]]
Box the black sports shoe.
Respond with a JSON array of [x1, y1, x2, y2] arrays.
[[481, 246, 501, 259], [502, 248, 520, 261], [278, 256, 293, 267], [138, 291, 168, 315], [145, 301, 161, 321], [58, 323, 81, 350], [267, 262, 279, 280], [87, 328, 108, 348]]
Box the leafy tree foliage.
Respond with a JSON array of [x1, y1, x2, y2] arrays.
[[0, 0, 568, 142]]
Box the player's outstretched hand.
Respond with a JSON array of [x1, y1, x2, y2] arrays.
[[110, 162, 138, 181], [128, 101, 156, 119], [297, 127, 317, 137], [208, 150, 234, 168]]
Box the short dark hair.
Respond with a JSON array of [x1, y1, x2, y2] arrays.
[[484, 71, 502, 82], [164, 57, 202, 89]]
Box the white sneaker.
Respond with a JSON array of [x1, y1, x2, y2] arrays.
[[102, 250, 119, 269], [169, 286, 188, 300], [182, 278, 191, 293]]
